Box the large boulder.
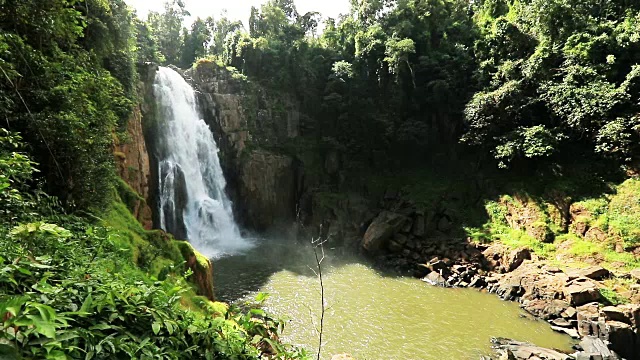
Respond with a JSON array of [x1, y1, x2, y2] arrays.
[[564, 278, 602, 306], [566, 266, 611, 281], [482, 244, 531, 273], [362, 211, 409, 254]]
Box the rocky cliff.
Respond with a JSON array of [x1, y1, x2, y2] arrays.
[[114, 67, 156, 229], [185, 61, 302, 231]]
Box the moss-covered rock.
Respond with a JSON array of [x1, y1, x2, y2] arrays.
[[175, 241, 215, 301]]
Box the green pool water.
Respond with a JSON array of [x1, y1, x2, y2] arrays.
[[213, 240, 574, 360]]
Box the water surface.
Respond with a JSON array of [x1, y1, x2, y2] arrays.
[[214, 240, 573, 359]]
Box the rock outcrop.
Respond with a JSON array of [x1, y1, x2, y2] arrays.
[[176, 241, 215, 301], [114, 103, 153, 229]]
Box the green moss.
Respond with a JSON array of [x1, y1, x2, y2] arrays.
[[103, 194, 184, 278], [175, 240, 210, 270], [114, 177, 145, 214]]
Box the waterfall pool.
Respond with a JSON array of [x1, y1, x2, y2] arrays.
[[213, 239, 575, 360]]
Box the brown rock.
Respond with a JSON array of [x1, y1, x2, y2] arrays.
[[362, 211, 409, 253], [564, 278, 602, 306], [411, 214, 426, 237], [585, 227, 607, 242], [630, 268, 640, 283], [524, 299, 570, 320], [176, 241, 215, 301], [601, 306, 631, 325], [567, 266, 611, 281], [482, 245, 531, 273]]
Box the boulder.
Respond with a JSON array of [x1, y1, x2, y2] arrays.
[[577, 303, 601, 337], [567, 266, 611, 281], [630, 268, 640, 283], [576, 336, 620, 360], [564, 278, 602, 306], [523, 299, 570, 320], [362, 211, 409, 254], [550, 325, 580, 338], [176, 241, 215, 301], [482, 245, 531, 273], [491, 338, 571, 360], [411, 214, 426, 237], [585, 227, 607, 242], [605, 321, 639, 360], [601, 306, 631, 325], [422, 271, 446, 286], [505, 248, 532, 272]]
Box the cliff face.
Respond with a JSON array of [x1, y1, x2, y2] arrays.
[[114, 102, 153, 229], [186, 61, 301, 231]]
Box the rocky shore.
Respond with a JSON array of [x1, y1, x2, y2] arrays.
[[360, 197, 640, 360]]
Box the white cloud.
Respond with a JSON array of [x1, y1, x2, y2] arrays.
[[126, 0, 351, 27]]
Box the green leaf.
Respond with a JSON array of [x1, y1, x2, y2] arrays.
[[89, 323, 111, 331], [46, 350, 67, 360], [80, 294, 93, 313], [151, 322, 161, 335]]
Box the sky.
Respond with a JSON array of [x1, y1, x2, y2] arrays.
[[126, 0, 351, 28]]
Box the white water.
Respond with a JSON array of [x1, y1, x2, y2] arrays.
[[153, 67, 252, 258]]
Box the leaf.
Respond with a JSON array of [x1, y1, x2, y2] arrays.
[[255, 292, 270, 303], [80, 294, 93, 313], [0, 341, 19, 360], [89, 323, 111, 331], [151, 322, 161, 335], [46, 350, 67, 360]]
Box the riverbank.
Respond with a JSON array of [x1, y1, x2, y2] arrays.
[[377, 236, 640, 359]]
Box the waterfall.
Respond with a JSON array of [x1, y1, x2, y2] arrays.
[[153, 66, 252, 258]]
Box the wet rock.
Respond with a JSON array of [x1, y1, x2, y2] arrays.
[[362, 211, 410, 254], [551, 325, 580, 338], [427, 259, 448, 272], [239, 150, 296, 230], [524, 299, 570, 320], [469, 276, 486, 288], [422, 271, 447, 286], [550, 318, 572, 328], [176, 241, 215, 301], [564, 278, 602, 306]]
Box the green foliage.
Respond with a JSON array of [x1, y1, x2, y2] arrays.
[[599, 288, 629, 306], [0, 0, 139, 212], [464, 0, 640, 166]]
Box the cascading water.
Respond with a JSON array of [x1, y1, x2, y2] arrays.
[[153, 66, 252, 258]]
